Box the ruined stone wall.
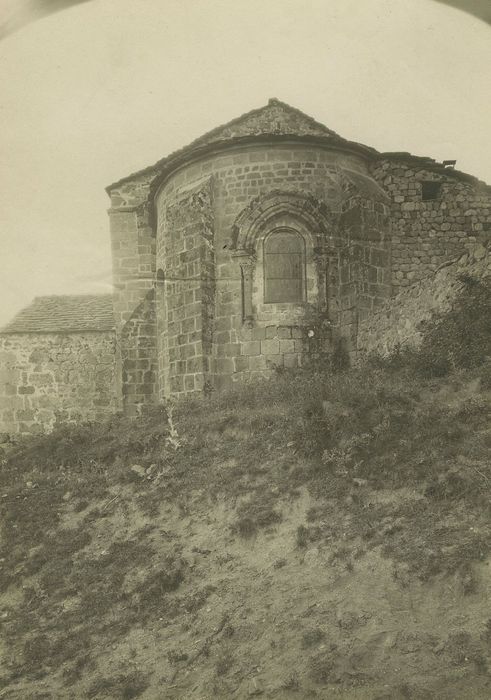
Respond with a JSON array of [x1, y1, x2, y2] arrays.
[[0, 331, 116, 437], [370, 159, 491, 291], [357, 242, 491, 358]]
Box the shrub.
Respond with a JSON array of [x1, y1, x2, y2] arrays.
[[232, 494, 282, 537], [215, 652, 234, 676], [301, 627, 325, 648], [414, 275, 491, 377], [87, 671, 150, 699]]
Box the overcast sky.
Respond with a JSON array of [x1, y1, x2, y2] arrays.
[[0, 0, 490, 326]]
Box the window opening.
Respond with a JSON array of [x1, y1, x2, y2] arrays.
[[421, 181, 442, 201], [264, 230, 305, 303]]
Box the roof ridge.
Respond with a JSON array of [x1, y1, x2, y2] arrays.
[[266, 97, 341, 137], [186, 98, 338, 150], [106, 99, 348, 193]]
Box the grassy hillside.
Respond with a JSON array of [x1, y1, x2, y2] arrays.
[[1, 277, 491, 699]]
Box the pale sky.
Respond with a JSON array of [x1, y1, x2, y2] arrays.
[[0, 0, 490, 327]]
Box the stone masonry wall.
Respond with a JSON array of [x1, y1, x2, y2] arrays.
[[108, 172, 158, 414], [337, 195, 391, 349], [120, 288, 158, 413], [356, 242, 491, 358], [156, 179, 216, 397], [0, 331, 116, 437], [370, 159, 491, 291], [157, 143, 389, 391]]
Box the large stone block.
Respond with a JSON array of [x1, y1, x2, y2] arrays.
[[261, 339, 280, 355], [216, 358, 234, 374], [266, 354, 284, 368], [234, 356, 249, 372], [241, 341, 261, 356], [18, 386, 35, 395], [184, 375, 196, 391], [249, 355, 267, 371], [279, 339, 295, 354], [218, 343, 241, 357], [277, 327, 292, 339], [251, 327, 266, 341]]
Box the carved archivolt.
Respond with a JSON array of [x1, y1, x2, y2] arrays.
[[231, 190, 333, 254]]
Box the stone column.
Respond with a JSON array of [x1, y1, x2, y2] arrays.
[[233, 251, 256, 325]]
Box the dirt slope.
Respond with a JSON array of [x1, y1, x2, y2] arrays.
[[1, 357, 491, 699]]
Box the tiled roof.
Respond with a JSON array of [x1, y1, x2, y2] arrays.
[[186, 98, 341, 147], [106, 98, 375, 192], [0, 295, 114, 334]]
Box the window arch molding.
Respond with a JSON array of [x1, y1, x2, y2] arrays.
[[231, 190, 331, 254]]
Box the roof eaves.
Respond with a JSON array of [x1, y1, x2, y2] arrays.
[[106, 132, 380, 195]]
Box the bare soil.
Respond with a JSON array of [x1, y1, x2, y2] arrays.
[[1, 364, 491, 699]]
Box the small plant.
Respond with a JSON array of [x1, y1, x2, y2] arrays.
[[444, 631, 475, 666], [62, 653, 93, 686], [232, 493, 282, 537], [215, 652, 234, 676], [481, 618, 491, 645], [309, 649, 336, 684], [301, 627, 325, 648], [296, 525, 309, 548], [22, 634, 51, 671], [165, 404, 181, 450], [167, 649, 189, 664], [321, 432, 370, 475], [332, 336, 350, 370], [329, 546, 354, 572], [138, 559, 185, 608], [87, 671, 150, 699], [281, 673, 300, 690], [473, 652, 488, 675], [480, 361, 491, 390], [273, 557, 287, 568]]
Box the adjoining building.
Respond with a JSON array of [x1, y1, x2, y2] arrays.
[[1, 99, 490, 435]]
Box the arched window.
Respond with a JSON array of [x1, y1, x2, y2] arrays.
[[264, 229, 305, 303]]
